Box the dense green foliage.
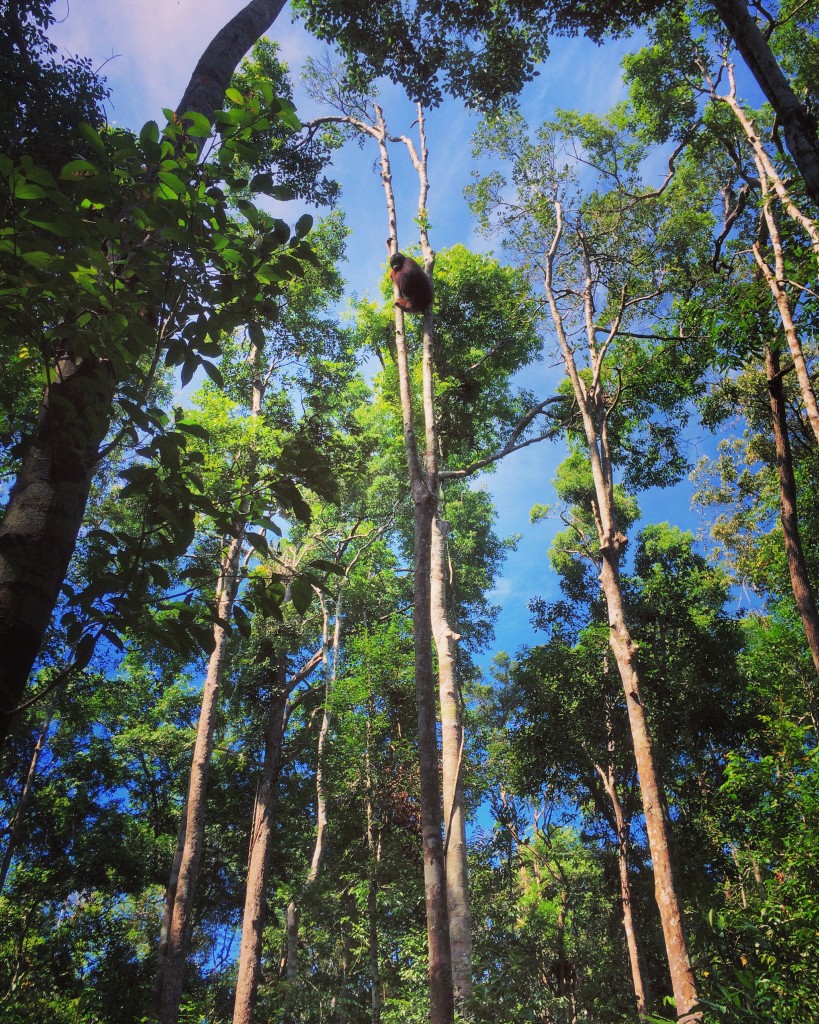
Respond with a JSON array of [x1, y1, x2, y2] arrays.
[[1, 2, 818, 1022]]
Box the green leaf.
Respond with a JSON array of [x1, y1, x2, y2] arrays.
[[258, 517, 282, 537], [289, 577, 313, 615], [233, 603, 252, 639], [294, 214, 313, 238], [157, 171, 187, 197], [140, 120, 160, 145], [180, 110, 213, 138], [245, 532, 270, 557], [14, 182, 47, 198], [201, 360, 223, 386], [21, 250, 58, 269], [309, 558, 344, 576], [60, 159, 98, 180], [176, 421, 210, 440], [78, 122, 107, 157], [249, 172, 276, 194], [73, 633, 97, 671], [225, 87, 245, 106]]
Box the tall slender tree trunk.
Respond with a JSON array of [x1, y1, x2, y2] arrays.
[[0, 697, 56, 891], [381, 109, 453, 1024], [232, 665, 291, 1024], [157, 530, 245, 1024], [711, 0, 819, 208], [544, 202, 699, 1022], [599, 554, 698, 1021], [308, 594, 337, 885], [765, 346, 819, 675], [595, 754, 648, 1017], [232, 644, 322, 1024], [282, 899, 299, 1024], [430, 508, 472, 1003], [278, 593, 338, 1020], [365, 711, 383, 1024], [304, 99, 453, 1022], [0, 0, 285, 747]]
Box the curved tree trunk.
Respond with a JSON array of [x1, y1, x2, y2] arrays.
[[0, 0, 286, 746], [0, 356, 114, 741]]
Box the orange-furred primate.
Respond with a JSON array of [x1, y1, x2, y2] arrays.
[[387, 242, 433, 314]]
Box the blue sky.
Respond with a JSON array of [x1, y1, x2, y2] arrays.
[[50, 1, 717, 660]]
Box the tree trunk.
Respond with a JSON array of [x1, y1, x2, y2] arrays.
[[430, 510, 472, 1003], [408, 469, 453, 1024], [600, 555, 699, 1021], [712, 0, 819, 208], [232, 670, 290, 1024], [765, 346, 819, 675], [0, 697, 56, 891], [544, 203, 699, 1021], [0, 1, 285, 746], [0, 356, 114, 740], [365, 713, 383, 1024], [232, 648, 321, 1024], [154, 794, 188, 1011], [156, 532, 244, 1024], [596, 757, 649, 1017], [308, 594, 337, 885], [381, 107, 454, 1024]]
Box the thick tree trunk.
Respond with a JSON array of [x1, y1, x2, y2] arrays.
[[176, 0, 286, 126], [430, 511, 472, 1003], [766, 346, 819, 675], [0, 0, 286, 746], [157, 531, 244, 1024], [712, 0, 819, 208], [0, 356, 114, 740]]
